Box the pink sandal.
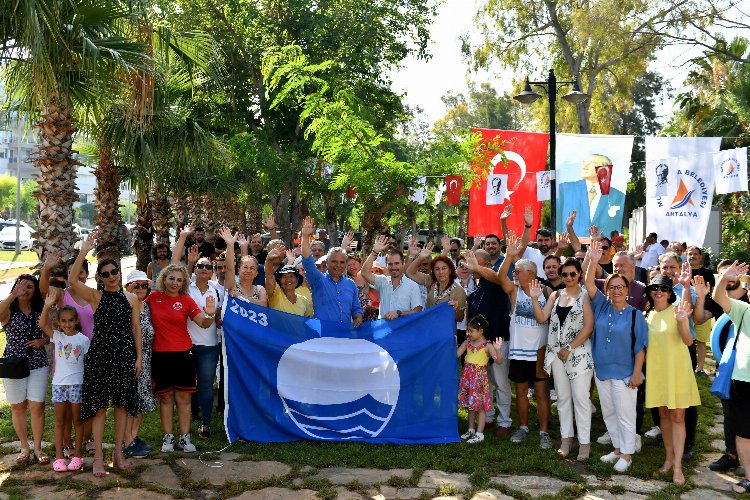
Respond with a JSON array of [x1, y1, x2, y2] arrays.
[[67, 457, 83, 471], [53, 458, 68, 472]]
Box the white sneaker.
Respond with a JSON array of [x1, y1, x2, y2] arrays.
[[600, 451, 620, 463], [178, 433, 196, 453], [644, 426, 661, 438], [161, 433, 174, 453], [460, 429, 476, 440], [549, 389, 558, 401], [466, 432, 485, 444], [634, 434, 642, 453], [614, 457, 632, 473], [597, 432, 612, 445]]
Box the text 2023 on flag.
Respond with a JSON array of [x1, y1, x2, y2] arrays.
[[222, 299, 459, 444]]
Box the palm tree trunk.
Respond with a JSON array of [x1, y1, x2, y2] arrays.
[[33, 96, 80, 264], [134, 189, 153, 271], [151, 188, 171, 238], [172, 192, 189, 229], [93, 138, 122, 265]]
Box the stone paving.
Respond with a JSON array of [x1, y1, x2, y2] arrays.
[[0, 407, 745, 499]]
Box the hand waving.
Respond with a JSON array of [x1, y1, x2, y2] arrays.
[[587, 239, 603, 263], [529, 279, 543, 299], [372, 235, 390, 254], [691, 275, 710, 298], [301, 216, 315, 237]]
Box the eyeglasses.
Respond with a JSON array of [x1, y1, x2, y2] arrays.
[[652, 285, 672, 293], [195, 264, 213, 270], [608, 284, 626, 292], [575, 257, 585, 262], [130, 283, 149, 290], [99, 268, 119, 278], [601, 246, 610, 251], [560, 271, 578, 278], [387, 241, 396, 246]]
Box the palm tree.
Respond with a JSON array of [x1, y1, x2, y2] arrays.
[[2, 0, 150, 263]]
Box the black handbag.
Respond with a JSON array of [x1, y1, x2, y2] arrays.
[[0, 355, 30, 379]]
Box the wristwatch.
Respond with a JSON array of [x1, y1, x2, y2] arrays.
[[204, 309, 215, 318], [396, 310, 402, 318], [525, 224, 532, 228]]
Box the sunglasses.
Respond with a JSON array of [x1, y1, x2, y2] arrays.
[[560, 271, 578, 278], [130, 283, 149, 290], [601, 246, 610, 250], [195, 263, 213, 270], [99, 268, 119, 279], [575, 257, 585, 262], [651, 285, 672, 293]]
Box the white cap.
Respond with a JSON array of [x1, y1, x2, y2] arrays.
[[125, 270, 149, 284], [315, 255, 328, 265]]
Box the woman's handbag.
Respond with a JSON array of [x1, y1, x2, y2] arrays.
[[711, 312, 746, 400], [0, 355, 30, 379]]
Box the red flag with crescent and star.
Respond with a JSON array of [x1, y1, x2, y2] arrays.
[[445, 176, 462, 205], [468, 129, 550, 238]]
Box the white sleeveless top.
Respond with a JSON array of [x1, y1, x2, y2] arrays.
[[509, 287, 548, 361]]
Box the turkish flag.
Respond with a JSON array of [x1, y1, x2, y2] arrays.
[[445, 176, 462, 205], [468, 129, 550, 238]]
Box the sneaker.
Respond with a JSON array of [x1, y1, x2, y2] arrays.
[[178, 434, 196, 453], [124, 439, 149, 458], [199, 425, 211, 440], [460, 429, 476, 440], [614, 457, 632, 473], [600, 451, 620, 463], [466, 432, 485, 444], [634, 434, 642, 453], [539, 432, 553, 450], [709, 454, 739, 472], [133, 436, 153, 453], [644, 426, 661, 438], [527, 388, 536, 399], [549, 389, 558, 401], [696, 370, 709, 377], [161, 433, 175, 453], [511, 428, 529, 443], [597, 432, 612, 445]]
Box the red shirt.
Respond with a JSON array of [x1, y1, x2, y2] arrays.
[[145, 291, 202, 352]]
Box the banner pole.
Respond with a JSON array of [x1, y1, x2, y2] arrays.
[[547, 69, 557, 235]]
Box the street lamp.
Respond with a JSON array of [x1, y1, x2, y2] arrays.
[[514, 69, 588, 233]]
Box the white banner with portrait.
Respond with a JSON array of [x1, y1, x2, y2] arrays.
[[555, 134, 634, 237]]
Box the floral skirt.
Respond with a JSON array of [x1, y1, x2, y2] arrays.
[[458, 363, 492, 411]]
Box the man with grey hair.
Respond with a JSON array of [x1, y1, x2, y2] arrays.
[[310, 240, 326, 260], [596, 251, 647, 310], [495, 234, 552, 449]]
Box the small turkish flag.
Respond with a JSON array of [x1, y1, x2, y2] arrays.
[[346, 186, 357, 198], [446, 176, 462, 205], [596, 164, 613, 195]]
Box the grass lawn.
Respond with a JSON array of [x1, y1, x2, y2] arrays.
[[0, 321, 725, 500]]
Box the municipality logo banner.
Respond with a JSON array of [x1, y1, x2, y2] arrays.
[[714, 147, 748, 195], [646, 152, 716, 246], [222, 298, 459, 444]]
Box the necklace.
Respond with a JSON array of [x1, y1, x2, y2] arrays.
[[433, 282, 454, 301]]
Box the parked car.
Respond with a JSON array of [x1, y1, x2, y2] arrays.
[[0, 220, 35, 251]]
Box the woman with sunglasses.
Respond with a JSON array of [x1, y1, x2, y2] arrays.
[[642, 271, 700, 485], [584, 240, 647, 473], [122, 270, 156, 458], [69, 231, 142, 477], [529, 257, 594, 460]]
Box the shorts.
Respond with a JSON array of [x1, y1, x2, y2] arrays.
[[729, 379, 750, 439], [508, 348, 550, 383], [2, 366, 49, 404], [151, 350, 196, 396], [51, 384, 83, 404], [695, 318, 713, 343]]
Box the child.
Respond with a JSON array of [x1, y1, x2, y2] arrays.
[[41, 289, 90, 472], [457, 315, 502, 444]]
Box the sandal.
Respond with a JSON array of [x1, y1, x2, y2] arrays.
[[85, 439, 95, 455], [92, 458, 106, 478], [53, 458, 68, 472], [734, 479, 750, 494], [34, 450, 50, 465], [16, 449, 31, 464], [67, 456, 84, 471], [113, 454, 133, 471]]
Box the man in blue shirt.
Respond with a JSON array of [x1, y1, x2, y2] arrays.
[[300, 216, 363, 326]]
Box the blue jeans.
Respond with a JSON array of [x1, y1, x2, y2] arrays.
[[191, 344, 220, 426]]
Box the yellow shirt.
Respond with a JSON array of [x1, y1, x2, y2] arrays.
[[465, 343, 490, 366], [269, 287, 313, 317]]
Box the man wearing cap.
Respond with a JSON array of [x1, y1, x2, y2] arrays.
[[363, 235, 423, 320], [265, 245, 313, 317]]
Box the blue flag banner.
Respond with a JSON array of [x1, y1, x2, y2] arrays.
[[222, 298, 459, 444]]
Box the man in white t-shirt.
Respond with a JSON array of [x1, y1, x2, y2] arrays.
[[635, 232, 664, 282]]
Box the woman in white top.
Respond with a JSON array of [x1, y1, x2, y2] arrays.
[[218, 228, 267, 306]]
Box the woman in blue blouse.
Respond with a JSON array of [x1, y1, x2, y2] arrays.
[[585, 240, 648, 473]]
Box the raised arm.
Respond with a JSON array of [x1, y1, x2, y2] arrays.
[[566, 211, 581, 252], [405, 236, 421, 266], [713, 261, 749, 314], [500, 205, 512, 239], [300, 216, 314, 259], [192, 294, 218, 328], [677, 261, 693, 308], [560, 294, 594, 362], [186, 244, 200, 275], [39, 289, 60, 338], [362, 235, 389, 286], [218, 227, 237, 293], [263, 244, 285, 299], [262, 213, 278, 241], [584, 239, 603, 300], [674, 301, 694, 346], [68, 232, 102, 309], [405, 241, 434, 288], [340, 231, 355, 252], [691, 275, 712, 324], [517, 206, 533, 255], [171, 224, 194, 266], [40, 249, 62, 295], [529, 279, 555, 323], [238, 233, 249, 257], [440, 234, 451, 256]]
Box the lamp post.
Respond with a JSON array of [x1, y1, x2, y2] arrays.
[[513, 69, 588, 234]]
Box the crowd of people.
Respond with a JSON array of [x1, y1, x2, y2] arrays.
[[1, 208, 749, 493]]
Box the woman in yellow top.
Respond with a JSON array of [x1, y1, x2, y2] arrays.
[[264, 245, 313, 317], [643, 274, 700, 486]]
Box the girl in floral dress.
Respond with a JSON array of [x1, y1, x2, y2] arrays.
[[457, 315, 502, 444]]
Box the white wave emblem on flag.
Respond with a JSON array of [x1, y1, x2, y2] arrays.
[[276, 338, 400, 440]]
